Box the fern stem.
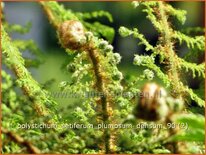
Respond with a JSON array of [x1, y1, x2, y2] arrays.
[[1, 27, 56, 121], [86, 46, 112, 153], [158, 2, 182, 97], [2, 128, 41, 154], [158, 2, 181, 153]]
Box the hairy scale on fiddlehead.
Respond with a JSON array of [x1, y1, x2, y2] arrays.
[[58, 20, 86, 50]]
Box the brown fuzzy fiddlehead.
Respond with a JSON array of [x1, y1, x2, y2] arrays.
[[58, 20, 86, 50]]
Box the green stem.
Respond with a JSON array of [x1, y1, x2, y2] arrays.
[[1, 27, 56, 121]]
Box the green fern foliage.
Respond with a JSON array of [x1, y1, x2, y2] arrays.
[[1, 27, 57, 120], [119, 1, 205, 107], [1, 1, 205, 154]]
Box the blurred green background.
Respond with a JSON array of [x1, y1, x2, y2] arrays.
[[3, 1, 205, 107]]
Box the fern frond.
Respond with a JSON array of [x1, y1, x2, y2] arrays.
[[84, 22, 115, 43], [180, 27, 205, 35], [133, 55, 171, 87], [165, 4, 187, 24], [4, 22, 32, 34], [1, 27, 57, 120], [39, 1, 78, 28], [173, 31, 205, 51], [186, 87, 205, 107], [178, 57, 205, 78], [119, 26, 154, 51], [173, 113, 205, 142], [13, 40, 38, 52], [76, 10, 113, 22], [2, 70, 13, 91], [141, 2, 162, 32]]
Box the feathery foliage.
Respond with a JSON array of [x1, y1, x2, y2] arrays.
[[1, 1, 205, 154]]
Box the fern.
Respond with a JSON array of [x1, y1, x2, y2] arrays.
[[1, 1, 205, 154], [1, 27, 57, 120], [119, 1, 205, 107]]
